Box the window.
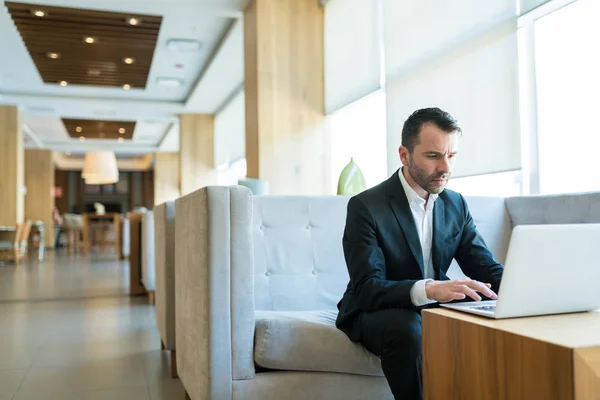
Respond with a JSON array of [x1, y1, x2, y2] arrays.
[[328, 90, 387, 193], [523, 0, 600, 194]]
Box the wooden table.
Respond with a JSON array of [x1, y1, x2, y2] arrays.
[[81, 213, 121, 256], [0, 226, 16, 240], [423, 308, 600, 400]]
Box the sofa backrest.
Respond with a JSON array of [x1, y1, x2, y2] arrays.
[[252, 195, 351, 311], [506, 192, 600, 225]]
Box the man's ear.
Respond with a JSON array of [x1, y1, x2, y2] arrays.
[[399, 146, 410, 167]]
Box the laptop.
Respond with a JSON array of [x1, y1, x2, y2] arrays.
[[440, 223, 600, 319]]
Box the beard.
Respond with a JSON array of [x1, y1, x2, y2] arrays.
[[407, 158, 449, 195]]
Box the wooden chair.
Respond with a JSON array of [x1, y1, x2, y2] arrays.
[[13, 221, 33, 262], [0, 224, 24, 264], [63, 214, 83, 254]]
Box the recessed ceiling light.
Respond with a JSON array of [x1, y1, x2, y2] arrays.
[[79, 136, 85, 142], [75, 126, 82, 133], [156, 77, 184, 88], [46, 52, 60, 59], [59, 81, 68, 87], [31, 9, 46, 17], [123, 84, 131, 90], [127, 17, 140, 26], [118, 128, 126, 134], [84, 36, 96, 44], [118, 137, 124, 143], [122, 57, 135, 65]]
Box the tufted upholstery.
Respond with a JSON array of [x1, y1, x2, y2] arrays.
[[175, 186, 392, 400], [252, 196, 350, 311]]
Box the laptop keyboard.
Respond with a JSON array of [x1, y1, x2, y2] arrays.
[[471, 305, 496, 312]]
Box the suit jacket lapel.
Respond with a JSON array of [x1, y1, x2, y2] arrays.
[[432, 196, 445, 280], [386, 172, 425, 277]]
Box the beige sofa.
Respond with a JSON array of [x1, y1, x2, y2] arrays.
[[154, 201, 177, 378], [174, 185, 600, 400]]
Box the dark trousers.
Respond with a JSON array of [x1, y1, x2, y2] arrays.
[[359, 308, 422, 400]]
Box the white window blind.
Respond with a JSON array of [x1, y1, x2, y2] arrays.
[[324, 0, 381, 114], [383, 0, 521, 178]]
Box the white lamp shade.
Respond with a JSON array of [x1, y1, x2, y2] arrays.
[[82, 151, 119, 184]]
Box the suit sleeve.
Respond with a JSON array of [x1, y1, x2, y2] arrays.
[[342, 196, 419, 311], [454, 194, 504, 294]]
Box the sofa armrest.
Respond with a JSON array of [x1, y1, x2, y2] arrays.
[[229, 186, 256, 379], [175, 186, 255, 400], [155, 202, 176, 349]]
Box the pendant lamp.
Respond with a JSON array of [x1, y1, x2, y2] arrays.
[[82, 150, 119, 184]]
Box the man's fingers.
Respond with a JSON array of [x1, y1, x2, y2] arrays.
[[452, 292, 466, 300], [466, 281, 497, 299], [458, 285, 481, 301]]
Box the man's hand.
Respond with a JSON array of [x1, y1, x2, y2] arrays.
[[425, 279, 498, 303]]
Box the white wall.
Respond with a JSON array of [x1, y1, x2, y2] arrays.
[[214, 89, 245, 168]]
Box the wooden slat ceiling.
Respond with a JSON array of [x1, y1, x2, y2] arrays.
[[62, 119, 136, 140], [5, 2, 162, 89]]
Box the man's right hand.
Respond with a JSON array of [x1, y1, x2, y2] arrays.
[[425, 279, 498, 303]]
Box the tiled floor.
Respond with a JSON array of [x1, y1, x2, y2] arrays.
[[0, 250, 184, 400]]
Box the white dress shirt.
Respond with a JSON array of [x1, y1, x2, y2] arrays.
[[398, 168, 438, 306]]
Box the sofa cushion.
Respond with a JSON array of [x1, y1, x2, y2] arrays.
[[254, 310, 383, 377]]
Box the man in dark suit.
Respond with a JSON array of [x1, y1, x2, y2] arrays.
[[336, 108, 504, 400]]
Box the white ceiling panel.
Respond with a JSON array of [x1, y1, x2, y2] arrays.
[[185, 18, 244, 113], [0, 0, 248, 155]]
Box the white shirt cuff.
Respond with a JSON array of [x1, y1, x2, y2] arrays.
[[410, 279, 437, 307]]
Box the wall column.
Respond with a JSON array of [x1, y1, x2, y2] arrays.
[[25, 149, 55, 247], [154, 152, 181, 205], [0, 105, 24, 226], [244, 0, 327, 195], [179, 114, 216, 196]]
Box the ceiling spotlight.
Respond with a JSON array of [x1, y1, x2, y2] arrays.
[[127, 17, 140, 26], [31, 9, 46, 17], [84, 36, 96, 44], [75, 126, 82, 133], [118, 128, 126, 134], [122, 57, 135, 65], [79, 136, 85, 142], [46, 52, 60, 59], [59, 81, 68, 87], [118, 137, 124, 143], [123, 84, 131, 90]]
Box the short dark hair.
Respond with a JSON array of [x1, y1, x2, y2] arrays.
[[401, 107, 461, 152]]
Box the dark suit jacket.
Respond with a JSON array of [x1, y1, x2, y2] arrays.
[[336, 170, 504, 341]]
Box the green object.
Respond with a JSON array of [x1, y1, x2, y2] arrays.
[[337, 158, 366, 195]]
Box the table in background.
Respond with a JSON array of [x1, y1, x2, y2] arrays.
[[81, 213, 121, 257], [0, 226, 16, 240], [423, 308, 600, 400]]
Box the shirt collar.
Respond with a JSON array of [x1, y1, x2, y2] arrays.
[[398, 167, 438, 209]]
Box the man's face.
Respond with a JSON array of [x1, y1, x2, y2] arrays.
[[399, 122, 458, 195]]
